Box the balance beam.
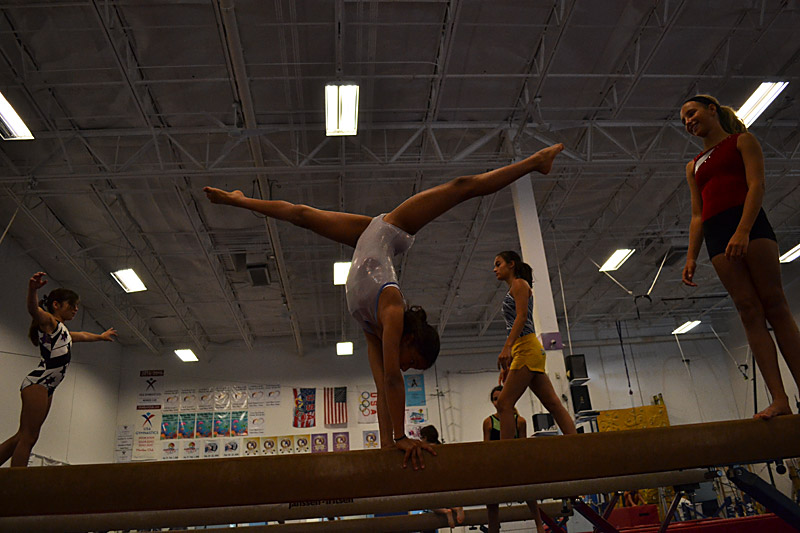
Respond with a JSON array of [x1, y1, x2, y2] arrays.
[[159, 503, 561, 533], [0, 415, 797, 518], [0, 469, 709, 532]]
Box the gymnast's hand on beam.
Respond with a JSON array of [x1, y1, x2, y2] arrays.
[[394, 436, 436, 470]]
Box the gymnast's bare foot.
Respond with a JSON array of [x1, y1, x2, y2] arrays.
[[754, 398, 792, 420], [531, 143, 564, 175], [203, 187, 245, 205]]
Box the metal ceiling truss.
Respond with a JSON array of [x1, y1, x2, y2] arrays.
[[215, 0, 303, 354]]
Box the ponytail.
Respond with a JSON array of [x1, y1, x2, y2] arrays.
[[685, 94, 747, 134], [402, 305, 440, 368], [497, 250, 533, 286], [28, 288, 80, 346]]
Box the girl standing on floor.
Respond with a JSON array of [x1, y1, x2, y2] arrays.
[[0, 272, 117, 467], [680, 94, 800, 419], [204, 143, 564, 469], [492, 251, 576, 438]]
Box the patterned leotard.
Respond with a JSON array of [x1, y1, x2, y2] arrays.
[[20, 321, 72, 396]]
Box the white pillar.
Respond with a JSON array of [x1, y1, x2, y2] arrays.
[[510, 178, 573, 419]]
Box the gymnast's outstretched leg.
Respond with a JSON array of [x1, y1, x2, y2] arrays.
[[203, 188, 372, 248], [384, 143, 563, 235]]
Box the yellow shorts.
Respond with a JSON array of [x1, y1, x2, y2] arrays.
[[509, 334, 546, 373]]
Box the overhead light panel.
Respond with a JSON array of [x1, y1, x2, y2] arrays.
[[336, 342, 353, 356], [0, 90, 33, 140], [174, 349, 198, 362], [598, 249, 635, 272], [111, 269, 147, 293], [672, 320, 701, 335], [325, 84, 359, 136], [736, 81, 788, 127], [333, 261, 351, 285], [779, 243, 800, 264]]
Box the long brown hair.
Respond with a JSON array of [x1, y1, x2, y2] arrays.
[[497, 250, 533, 286], [402, 305, 439, 368], [28, 288, 79, 346], [684, 94, 747, 134]]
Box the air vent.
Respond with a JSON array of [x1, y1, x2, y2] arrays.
[[247, 264, 271, 286]]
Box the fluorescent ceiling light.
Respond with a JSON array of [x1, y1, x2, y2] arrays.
[[672, 320, 701, 335], [336, 342, 353, 356], [598, 249, 635, 272], [0, 90, 33, 140], [174, 349, 198, 362], [325, 84, 359, 136], [779, 243, 800, 264], [736, 81, 788, 128], [110, 269, 147, 293], [333, 261, 351, 285]]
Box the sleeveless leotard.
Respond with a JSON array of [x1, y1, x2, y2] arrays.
[[346, 215, 415, 333]]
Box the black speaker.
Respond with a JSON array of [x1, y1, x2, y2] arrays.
[[532, 413, 555, 432], [565, 354, 589, 384], [570, 384, 593, 414]]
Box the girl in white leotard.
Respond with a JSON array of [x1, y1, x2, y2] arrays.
[[204, 142, 563, 470], [0, 272, 117, 467]]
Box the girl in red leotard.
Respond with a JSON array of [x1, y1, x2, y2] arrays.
[[680, 94, 800, 419]]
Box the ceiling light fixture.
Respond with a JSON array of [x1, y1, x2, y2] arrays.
[[598, 249, 635, 272], [333, 261, 351, 285], [0, 90, 34, 140], [779, 243, 800, 264], [111, 269, 147, 293], [736, 81, 789, 127], [672, 320, 701, 335], [174, 349, 199, 362], [325, 84, 359, 136], [336, 342, 353, 356]]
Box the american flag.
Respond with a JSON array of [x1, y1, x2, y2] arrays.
[[324, 387, 348, 425]]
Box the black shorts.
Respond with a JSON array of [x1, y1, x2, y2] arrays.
[[703, 205, 776, 259]]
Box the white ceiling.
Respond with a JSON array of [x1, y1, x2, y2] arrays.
[[0, 0, 798, 356]]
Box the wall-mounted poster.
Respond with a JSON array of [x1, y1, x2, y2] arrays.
[[261, 436, 278, 456], [223, 438, 241, 457], [198, 387, 214, 411], [214, 412, 231, 437], [203, 439, 220, 458], [195, 412, 213, 438], [249, 411, 266, 436], [295, 434, 310, 453], [404, 374, 426, 406], [181, 440, 200, 460], [163, 389, 180, 413], [180, 389, 198, 411], [357, 388, 378, 424], [311, 433, 328, 453], [161, 414, 178, 440], [278, 435, 295, 455], [215, 387, 231, 411], [363, 430, 379, 449], [178, 413, 196, 439], [332, 432, 350, 452], [231, 411, 248, 436], [244, 437, 260, 456], [265, 385, 281, 406], [161, 440, 179, 460], [248, 385, 267, 408], [231, 385, 248, 410]]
